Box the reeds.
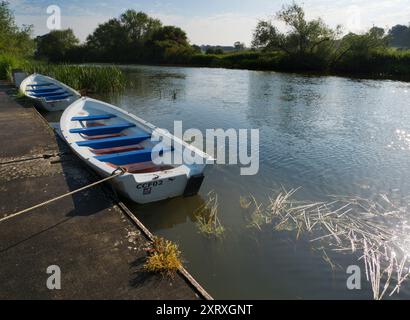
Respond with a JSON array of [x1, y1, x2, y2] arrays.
[[143, 237, 183, 277], [24, 63, 126, 94], [195, 191, 225, 238], [0, 55, 126, 93], [245, 188, 410, 300]]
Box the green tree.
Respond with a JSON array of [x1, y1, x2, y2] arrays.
[[35, 29, 79, 62], [86, 18, 127, 61], [147, 26, 194, 63], [388, 24, 410, 48], [150, 26, 189, 45], [252, 3, 337, 56], [120, 10, 161, 43], [0, 1, 34, 56], [191, 44, 202, 54], [331, 27, 389, 72], [334, 27, 387, 62], [86, 10, 162, 61], [234, 41, 245, 51]]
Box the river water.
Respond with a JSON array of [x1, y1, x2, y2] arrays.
[[53, 65, 410, 299]]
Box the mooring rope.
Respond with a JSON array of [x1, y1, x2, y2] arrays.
[[0, 167, 127, 224], [0, 152, 69, 166]]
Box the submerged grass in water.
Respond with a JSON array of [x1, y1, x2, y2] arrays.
[[244, 188, 410, 300], [195, 191, 225, 238]]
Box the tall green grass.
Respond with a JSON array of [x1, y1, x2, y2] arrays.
[[0, 54, 126, 93], [25, 64, 126, 93]]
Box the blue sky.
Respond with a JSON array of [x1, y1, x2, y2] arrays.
[[11, 0, 410, 46]]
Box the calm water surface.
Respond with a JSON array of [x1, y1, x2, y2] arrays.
[[54, 65, 410, 299]]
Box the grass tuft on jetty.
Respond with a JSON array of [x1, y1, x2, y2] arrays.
[[195, 191, 225, 238], [143, 237, 182, 277], [245, 188, 410, 300]]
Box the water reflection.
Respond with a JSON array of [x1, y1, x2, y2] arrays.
[[124, 194, 204, 232]]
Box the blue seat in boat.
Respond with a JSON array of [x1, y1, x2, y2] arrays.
[[69, 123, 135, 136], [26, 83, 55, 87], [44, 93, 72, 101], [71, 114, 116, 121], [95, 147, 172, 165], [30, 90, 66, 97], [76, 134, 151, 149], [27, 86, 62, 93]]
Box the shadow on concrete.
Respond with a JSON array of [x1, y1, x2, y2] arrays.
[[53, 131, 116, 217], [128, 256, 165, 288], [129, 257, 152, 286], [0, 217, 72, 254]]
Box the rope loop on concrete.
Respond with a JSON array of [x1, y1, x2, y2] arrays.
[[0, 168, 126, 224]]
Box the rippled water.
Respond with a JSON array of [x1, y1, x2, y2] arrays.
[[51, 65, 410, 299]]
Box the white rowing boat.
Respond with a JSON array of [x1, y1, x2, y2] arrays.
[[60, 97, 213, 204], [20, 73, 81, 112]]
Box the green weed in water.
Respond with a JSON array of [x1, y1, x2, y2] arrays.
[[195, 191, 225, 238]]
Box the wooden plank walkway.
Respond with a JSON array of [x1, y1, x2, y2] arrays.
[[0, 81, 209, 300]]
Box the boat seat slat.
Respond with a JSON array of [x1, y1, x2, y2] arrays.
[[92, 145, 144, 155], [30, 90, 66, 97], [94, 147, 172, 165], [44, 93, 72, 101], [69, 123, 135, 136], [26, 85, 61, 91], [26, 83, 54, 87], [76, 133, 151, 149], [71, 114, 116, 121]]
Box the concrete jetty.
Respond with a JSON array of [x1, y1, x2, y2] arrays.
[[0, 81, 210, 300]]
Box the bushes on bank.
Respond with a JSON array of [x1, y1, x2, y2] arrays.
[[0, 54, 28, 80]]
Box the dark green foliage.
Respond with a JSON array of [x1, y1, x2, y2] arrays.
[[145, 26, 195, 63], [191, 45, 202, 54], [189, 54, 218, 66], [389, 25, 410, 48], [0, 1, 34, 57], [35, 29, 79, 62], [205, 47, 224, 55], [86, 10, 162, 62]]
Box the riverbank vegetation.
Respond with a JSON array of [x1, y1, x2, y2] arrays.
[[30, 3, 410, 79], [0, 2, 125, 93], [26, 64, 126, 93], [0, 52, 126, 93], [1, 1, 410, 82]]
